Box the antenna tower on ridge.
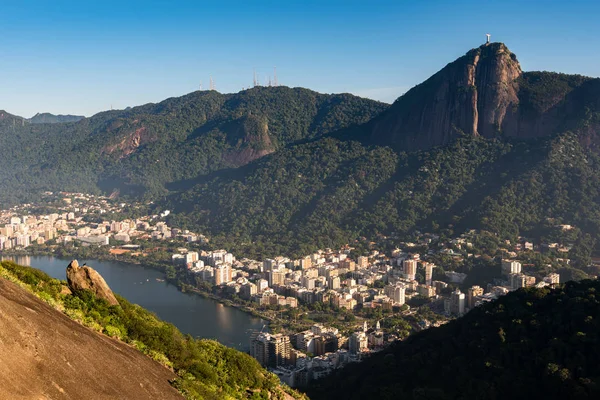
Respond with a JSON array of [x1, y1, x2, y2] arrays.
[[273, 66, 278, 87], [199, 81, 203, 91], [486, 33, 491, 44], [210, 76, 215, 91], [253, 69, 257, 87]]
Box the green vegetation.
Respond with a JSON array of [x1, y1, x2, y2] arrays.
[[0, 87, 387, 202], [308, 279, 600, 399], [0, 261, 304, 400], [518, 71, 591, 115], [165, 131, 600, 276]]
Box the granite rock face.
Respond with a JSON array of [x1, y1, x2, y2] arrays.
[[369, 43, 523, 150], [66, 260, 119, 306]]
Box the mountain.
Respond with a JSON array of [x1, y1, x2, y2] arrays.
[[0, 260, 303, 399], [365, 43, 600, 151], [157, 43, 600, 264], [0, 271, 182, 399], [308, 279, 600, 399], [3, 43, 600, 265], [29, 112, 85, 124], [0, 87, 387, 203]]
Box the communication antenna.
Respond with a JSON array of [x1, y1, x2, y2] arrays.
[[486, 33, 491, 44], [253, 68, 257, 87], [209, 76, 215, 91], [199, 81, 203, 91], [273, 66, 278, 87]]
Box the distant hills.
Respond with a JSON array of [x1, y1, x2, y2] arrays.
[[308, 279, 600, 399], [29, 112, 84, 124], [2, 43, 600, 262], [0, 87, 387, 202]]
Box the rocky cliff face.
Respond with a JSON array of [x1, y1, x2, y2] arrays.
[[369, 43, 522, 150], [66, 260, 119, 306], [368, 43, 600, 151], [0, 277, 181, 400]]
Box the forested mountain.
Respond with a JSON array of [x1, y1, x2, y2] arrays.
[[165, 132, 600, 264], [3, 43, 600, 265], [308, 279, 600, 399], [162, 43, 600, 262], [0, 87, 387, 203]]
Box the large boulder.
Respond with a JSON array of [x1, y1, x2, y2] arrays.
[[66, 260, 119, 306]]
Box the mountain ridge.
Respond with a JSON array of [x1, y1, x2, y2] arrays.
[[0, 86, 387, 201], [365, 42, 600, 151], [29, 112, 85, 124]]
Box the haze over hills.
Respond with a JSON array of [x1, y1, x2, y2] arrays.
[[2, 42, 600, 264]]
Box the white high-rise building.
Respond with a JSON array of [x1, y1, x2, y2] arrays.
[[349, 331, 368, 354], [543, 273, 560, 285], [384, 284, 406, 305], [423, 262, 434, 286], [214, 264, 232, 285], [501, 260, 522, 277], [403, 259, 417, 280]]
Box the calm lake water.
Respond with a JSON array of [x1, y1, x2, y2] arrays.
[[3, 255, 267, 351]]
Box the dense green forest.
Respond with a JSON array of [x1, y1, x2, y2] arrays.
[[165, 131, 600, 264], [0, 261, 303, 400], [0, 87, 387, 203], [307, 279, 600, 399]]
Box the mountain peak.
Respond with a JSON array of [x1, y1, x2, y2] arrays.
[[368, 42, 523, 149]]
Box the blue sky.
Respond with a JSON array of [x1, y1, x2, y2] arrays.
[[1, 0, 599, 117]]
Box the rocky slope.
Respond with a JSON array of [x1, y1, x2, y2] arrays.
[[367, 42, 600, 151], [66, 260, 119, 306], [0, 277, 182, 400]]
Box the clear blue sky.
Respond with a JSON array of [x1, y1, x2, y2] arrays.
[[1, 0, 599, 117]]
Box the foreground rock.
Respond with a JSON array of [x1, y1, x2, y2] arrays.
[[66, 260, 119, 306], [0, 277, 182, 399]]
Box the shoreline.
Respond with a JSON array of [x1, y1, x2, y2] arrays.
[[1, 250, 274, 325]]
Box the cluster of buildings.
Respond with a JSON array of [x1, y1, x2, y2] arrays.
[[175, 246, 450, 313], [1, 192, 580, 389], [0, 192, 207, 252], [443, 260, 560, 317], [250, 322, 386, 388]]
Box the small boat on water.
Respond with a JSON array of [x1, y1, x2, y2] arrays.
[[156, 278, 165, 282]]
